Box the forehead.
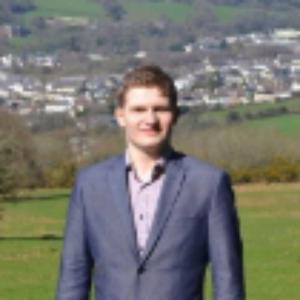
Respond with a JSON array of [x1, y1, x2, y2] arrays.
[[124, 86, 169, 105]]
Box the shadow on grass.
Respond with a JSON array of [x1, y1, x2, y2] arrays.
[[0, 234, 62, 241], [3, 193, 70, 203]]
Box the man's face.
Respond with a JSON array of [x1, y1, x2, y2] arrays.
[[115, 86, 176, 155]]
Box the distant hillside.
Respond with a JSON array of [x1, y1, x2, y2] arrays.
[[208, 0, 300, 6], [2, 0, 300, 24], [3, 0, 300, 54], [2, 0, 194, 23], [193, 97, 300, 136]]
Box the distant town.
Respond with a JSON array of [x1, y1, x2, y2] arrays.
[[1, 27, 300, 128]]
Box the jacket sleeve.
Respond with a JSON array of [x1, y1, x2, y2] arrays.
[[208, 172, 245, 300], [56, 173, 93, 300]]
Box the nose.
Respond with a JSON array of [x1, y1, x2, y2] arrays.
[[145, 109, 158, 124]]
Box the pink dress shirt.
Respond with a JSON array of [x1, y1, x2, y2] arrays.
[[126, 155, 166, 256]]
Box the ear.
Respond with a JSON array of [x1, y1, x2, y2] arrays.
[[114, 107, 125, 127]]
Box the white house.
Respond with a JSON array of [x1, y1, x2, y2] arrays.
[[44, 100, 73, 114]]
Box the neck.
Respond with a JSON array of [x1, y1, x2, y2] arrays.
[[127, 144, 169, 177]]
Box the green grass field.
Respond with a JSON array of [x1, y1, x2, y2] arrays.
[[13, 0, 194, 49], [125, 1, 193, 22], [1, 184, 300, 299], [211, 4, 251, 22], [201, 97, 300, 120], [26, 0, 193, 22], [24, 0, 300, 23], [246, 113, 300, 135], [27, 0, 268, 23], [194, 98, 300, 136], [29, 0, 106, 18]]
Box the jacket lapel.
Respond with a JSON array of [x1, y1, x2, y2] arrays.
[[108, 155, 139, 261], [140, 152, 186, 265]]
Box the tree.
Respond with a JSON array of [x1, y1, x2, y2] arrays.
[[0, 109, 39, 199], [34, 129, 77, 188], [9, 0, 36, 14], [0, 1, 12, 23], [100, 0, 126, 21], [226, 111, 242, 123]]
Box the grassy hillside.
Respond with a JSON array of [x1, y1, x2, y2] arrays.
[[25, 0, 300, 23], [193, 98, 300, 136], [211, 4, 251, 22], [28, 0, 106, 18], [1, 184, 300, 299], [25, 0, 194, 22], [10, 0, 198, 51], [125, 1, 193, 22], [24, 0, 248, 23], [6, 0, 300, 54], [203, 97, 300, 119], [246, 113, 300, 135]]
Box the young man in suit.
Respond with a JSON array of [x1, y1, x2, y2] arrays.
[[56, 65, 245, 300]]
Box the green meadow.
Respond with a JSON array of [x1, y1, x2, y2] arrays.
[[30, 0, 291, 24], [26, 0, 194, 22], [25, 0, 248, 23], [211, 4, 251, 22], [200, 97, 300, 120], [28, 0, 106, 18], [1, 184, 300, 299], [125, 1, 193, 23], [194, 98, 300, 136], [15, 0, 195, 48], [247, 113, 300, 135]]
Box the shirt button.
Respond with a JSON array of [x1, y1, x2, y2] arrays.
[[139, 214, 144, 220]]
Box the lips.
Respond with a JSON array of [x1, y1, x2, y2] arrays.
[[140, 129, 159, 136]]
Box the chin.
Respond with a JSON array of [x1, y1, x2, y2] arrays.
[[139, 142, 167, 153], [140, 144, 161, 151]]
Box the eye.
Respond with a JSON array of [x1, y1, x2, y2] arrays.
[[154, 106, 172, 112], [131, 106, 146, 112]]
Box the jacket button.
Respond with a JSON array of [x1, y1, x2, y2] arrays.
[[137, 266, 145, 274]]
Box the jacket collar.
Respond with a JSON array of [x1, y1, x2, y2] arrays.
[[108, 151, 186, 265]]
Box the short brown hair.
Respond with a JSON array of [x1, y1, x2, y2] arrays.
[[117, 64, 178, 109]]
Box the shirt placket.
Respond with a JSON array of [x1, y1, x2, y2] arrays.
[[135, 182, 151, 254]]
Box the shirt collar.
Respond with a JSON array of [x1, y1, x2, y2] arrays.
[[125, 150, 169, 184]]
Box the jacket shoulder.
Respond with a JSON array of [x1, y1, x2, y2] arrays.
[[181, 154, 225, 176], [75, 154, 123, 184], [177, 154, 232, 187]]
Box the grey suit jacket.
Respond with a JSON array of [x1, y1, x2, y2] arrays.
[[56, 152, 245, 300]]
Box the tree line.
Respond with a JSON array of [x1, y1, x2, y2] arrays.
[[1, 107, 300, 202]]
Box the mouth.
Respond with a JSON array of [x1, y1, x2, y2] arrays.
[[140, 129, 160, 136]]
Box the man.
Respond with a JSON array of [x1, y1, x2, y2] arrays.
[[56, 65, 245, 300]]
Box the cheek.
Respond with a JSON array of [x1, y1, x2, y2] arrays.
[[124, 120, 140, 135], [163, 116, 175, 128]]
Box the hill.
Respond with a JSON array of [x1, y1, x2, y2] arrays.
[[3, 0, 300, 25], [180, 97, 300, 136], [245, 113, 300, 135], [5, 0, 195, 23], [3, 0, 300, 54]]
